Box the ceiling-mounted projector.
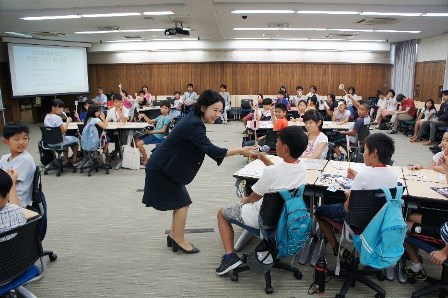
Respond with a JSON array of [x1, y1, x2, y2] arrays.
[[164, 27, 190, 36]]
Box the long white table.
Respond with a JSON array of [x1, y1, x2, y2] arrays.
[[246, 120, 352, 130], [68, 122, 150, 131]]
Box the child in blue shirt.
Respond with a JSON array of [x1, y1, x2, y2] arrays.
[[136, 101, 172, 166]]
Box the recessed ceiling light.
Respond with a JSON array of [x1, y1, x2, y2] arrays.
[[297, 11, 359, 15], [360, 12, 421, 16], [232, 10, 295, 14], [81, 12, 141, 18], [143, 11, 174, 15], [21, 15, 81, 20], [422, 13, 448, 16], [5, 31, 32, 38]]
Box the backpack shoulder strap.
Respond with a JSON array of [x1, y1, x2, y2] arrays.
[[381, 186, 403, 203], [278, 185, 305, 202]]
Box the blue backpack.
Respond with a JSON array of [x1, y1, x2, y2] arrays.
[[352, 186, 407, 269], [81, 122, 100, 151], [275, 185, 312, 259]]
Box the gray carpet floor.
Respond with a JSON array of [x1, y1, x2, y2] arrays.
[[0, 121, 443, 297]]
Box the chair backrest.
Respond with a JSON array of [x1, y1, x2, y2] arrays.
[[40, 126, 63, 145], [0, 217, 42, 285], [345, 188, 399, 229], [153, 100, 162, 107], [241, 99, 252, 110], [32, 166, 48, 241], [259, 192, 285, 228], [264, 130, 278, 152]]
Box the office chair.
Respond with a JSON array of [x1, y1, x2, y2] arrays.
[[77, 124, 111, 176], [405, 235, 448, 298], [32, 166, 58, 262], [39, 126, 77, 176], [240, 99, 253, 118], [319, 188, 403, 298], [225, 188, 305, 294], [0, 217, 47, 297], [348, 124, 370, 163]]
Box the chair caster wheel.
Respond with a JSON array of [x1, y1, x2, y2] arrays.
[[375, 293, 385, 298], [265, 286, 273, 294], [293, 269, 302, 280], [377, 272, 386, 281], [56, 172, 61, 177], [49, 253, 58, 261], [230, 271, 238, 282]]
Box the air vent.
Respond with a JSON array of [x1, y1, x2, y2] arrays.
[[33, 32, 66, 37], [97, 26, 121, 31], [267, 23, 291, 28], [357, 18, 398, 25], [123, 35, 143, 39]]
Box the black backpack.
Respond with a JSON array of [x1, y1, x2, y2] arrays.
[[38, 140, 53, 166]]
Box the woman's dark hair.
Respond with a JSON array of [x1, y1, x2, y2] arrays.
[[303, 109, 323, 130], [262, 98, 273, 105], [0, 168, 13, 199], [220, 84, 227, 89], [84, 105, 101, 124], [193, 90, 225, 116], [425, 99, 435, 111], [2, 121, 30, 139], [348, 86, 356, 94], [52, 99, 64, 108], [258, 94, 264, 99], [278, 126, 308, 158], [327, 94, 335, 101], [280, 85, 287, 92], [387, 89, 396, 97], [364, 133, 395, 165], [309, 96, 319, 109]]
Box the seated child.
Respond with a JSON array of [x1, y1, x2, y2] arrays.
[[315, 133, 398, 262], [44, 99, 79, 166], [332, 99, 351, 124], [78, 99, 95, 122], [135, 100, 172, 166], [244, 103, 287, 147], [410, 99, 436, 142], [329, 103, 370, 160], [83, 105, 109, 154], [301, 110, 328, 159], [0, 168, 27, 234], [242, 96, 270, 129], [290, 100, 307, 122], [0, 122, 36, 207], [242, 94, 264, 129], [169, 91, 183, 119], [409, 131, 448, 173], [216, 126, 308, 275], [403, 152, 448, 280]]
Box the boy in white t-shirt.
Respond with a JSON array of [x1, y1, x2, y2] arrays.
[[408, 131, 448, 173], [315, 133, 398, 262], [44, 99, 79, 166], [0, 122, 36, 207], [216, 126, 308, 275]]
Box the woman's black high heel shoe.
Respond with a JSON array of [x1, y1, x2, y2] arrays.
[[172, 240, 200, 254], [167, 235, 174, 248]]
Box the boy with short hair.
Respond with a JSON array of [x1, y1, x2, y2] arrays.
[[216, 126, 308, 275], [315, 133, 398, 262], [44, 99, 80, 166], [135, 101, 172, 166], [0, 168, 27, 234], [0, 122, 36, 207]]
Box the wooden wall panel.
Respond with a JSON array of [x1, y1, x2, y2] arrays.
[[414, 61, 446, 103]]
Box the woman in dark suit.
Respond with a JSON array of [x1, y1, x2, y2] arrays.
[[143, 90, 255, 254]]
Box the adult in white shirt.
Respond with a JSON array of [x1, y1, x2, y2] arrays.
[[94, 87, 108, 108], [216, 126, 308, 275], [374, 89, 397, 126], [44, 99, 79, 165], [344, 86, 359, 117], [370, 90, 387, 121], [183, 83, 198, 114], [106, 94, 130, 156]]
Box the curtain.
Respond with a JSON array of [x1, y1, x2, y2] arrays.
[[391, 39, 419, 98]]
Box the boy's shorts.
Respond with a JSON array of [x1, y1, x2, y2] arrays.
[[222, 203, 244, 224], [141, 134, 163, 145], [63, 136, 78, 146], [315, 203, 345, 223]]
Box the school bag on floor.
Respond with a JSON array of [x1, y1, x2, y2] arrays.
[[352, 186, 406, 269], [275, 185, 312, 259], [81, 122, 100, 151]]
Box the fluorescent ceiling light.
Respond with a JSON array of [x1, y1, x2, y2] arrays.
[[360, 12, 420, 16], [297, 11, 359, 15], [143, 11, 174, 15], [234, 28, 282, 31], [5, 31, 33, 38], [331, 29, 374, 32], [75, 29, 166, 34], [81, 12, 141, 18], [106, 40, 147, 43], [282, 28, 327, 31], [375, 30, 420, 33], [21, 15, 81, 20], [422, 13, 448, 16], [234, 27, 420, 34], [232, 10, 295, 14], [150, 38, 198, 41]]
